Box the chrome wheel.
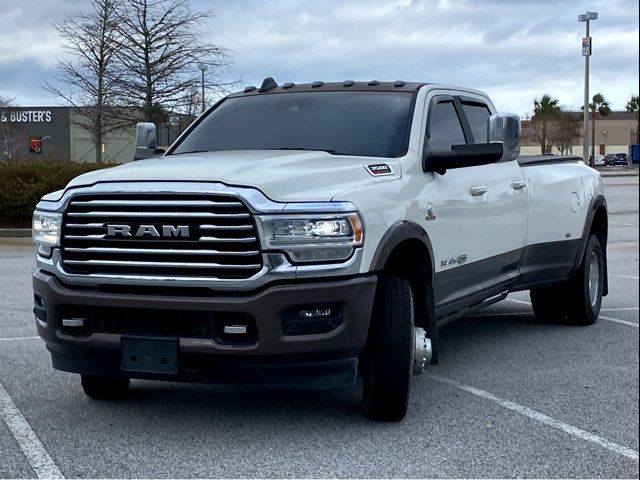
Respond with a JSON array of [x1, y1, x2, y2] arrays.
[[588, 251, 600, 307]]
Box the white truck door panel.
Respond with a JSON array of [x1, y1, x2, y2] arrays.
[[428, 167, 489, 306], [422, 94, 490, 308], [483, 159, 529, 286], [457, 98, 529, 290]]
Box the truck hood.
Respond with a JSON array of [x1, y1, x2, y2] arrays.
[[66, 150, 401, 202]]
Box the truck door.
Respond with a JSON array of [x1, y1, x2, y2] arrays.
[[422, 95, 491, 312], [459, 98, 529, 289]]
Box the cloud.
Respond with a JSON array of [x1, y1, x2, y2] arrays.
[[0, 0, 637, 115]]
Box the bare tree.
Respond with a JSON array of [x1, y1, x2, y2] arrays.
[[0, 95, 18, 161], [113, 0, 233, 123], [44, 0, 128, 162], [550, 111, 583, 156]]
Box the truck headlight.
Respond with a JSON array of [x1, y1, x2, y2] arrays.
[[256, 213, 363, 263], [33, 211, 62, 257]]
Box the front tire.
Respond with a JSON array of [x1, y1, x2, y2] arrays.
[[530, 234, 604, 325], [81, 374, 130, 399], [362, 276, 414, 421]]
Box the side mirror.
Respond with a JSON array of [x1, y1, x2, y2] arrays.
[[133, 122, 163, 161], [423, 143, 504, 174], [488, 113, 521, 162]]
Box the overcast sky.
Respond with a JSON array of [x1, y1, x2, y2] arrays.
[[0, 0, 637, 116]]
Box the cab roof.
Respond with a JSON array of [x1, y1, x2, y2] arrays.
[[228, 78, 427, 97]]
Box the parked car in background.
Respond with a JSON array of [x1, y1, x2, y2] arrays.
[[607, 153, 628, 166], [592, 154, 605, 166]]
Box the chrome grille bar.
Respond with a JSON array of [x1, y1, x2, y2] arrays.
[[67, 211, 251, 218], [71, 200, 243, 207], [64, 259, 262, 269], [64, 247, 260, 256]]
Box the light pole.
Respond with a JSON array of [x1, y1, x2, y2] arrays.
[[579, 11, 597, 166], [198, 63, 208, 113]]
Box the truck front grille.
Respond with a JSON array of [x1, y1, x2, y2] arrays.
[[60, 194, 263, 279]]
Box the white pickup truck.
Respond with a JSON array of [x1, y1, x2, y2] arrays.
[[32, 79, 607, 421]]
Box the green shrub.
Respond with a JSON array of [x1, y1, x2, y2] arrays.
[[0, 160, 118, 227]]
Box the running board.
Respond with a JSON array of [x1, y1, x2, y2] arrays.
[[437, 291, 509, 325]]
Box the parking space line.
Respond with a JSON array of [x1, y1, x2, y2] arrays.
[[428, 374, 639, 462], [610, 274, 640, 280], [0, 336, 39, 342], [598, 315, 639, 327], [506, 299, 638, 326], [0, 382, 64, 479]]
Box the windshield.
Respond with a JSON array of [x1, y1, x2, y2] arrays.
[[171, 91, 414, 158]]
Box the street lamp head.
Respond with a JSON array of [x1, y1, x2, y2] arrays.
[[198, 62, 208, 72], [579, 11, 598, 22]]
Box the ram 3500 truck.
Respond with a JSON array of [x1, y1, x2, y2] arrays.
[[32, 80, 607, 421]]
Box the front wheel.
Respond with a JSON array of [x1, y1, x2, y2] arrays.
[[362, 276, 414, 421]]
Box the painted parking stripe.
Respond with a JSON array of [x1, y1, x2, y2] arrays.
[[0, 382, 64, 479], [505, 299, 639, 327], [0, 336, 39, 342], [429, 374, 639, 462], [598, 315, 639, 327], [610, 274, 640, 280]]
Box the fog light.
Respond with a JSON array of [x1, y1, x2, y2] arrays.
[[282, 305, 342, 336], [299, 308, 332, 319]]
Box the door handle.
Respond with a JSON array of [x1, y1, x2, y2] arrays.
[[512, 180, 527, 190], [470, 185, 488, 196]]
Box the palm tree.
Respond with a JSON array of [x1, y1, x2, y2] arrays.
[[626, 94, 639, 146], [588, 93, 611, 166], [533, 94, 561, 154]]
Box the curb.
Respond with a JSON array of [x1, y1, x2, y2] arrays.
[[0, 228, 31, 238], [599, 172, 639, 178]]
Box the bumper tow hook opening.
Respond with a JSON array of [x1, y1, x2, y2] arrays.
[[413, 327, 432, 375]]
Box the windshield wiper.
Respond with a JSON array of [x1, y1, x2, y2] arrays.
[[275, 147, 337, 155], [171, 149, 211, 155]]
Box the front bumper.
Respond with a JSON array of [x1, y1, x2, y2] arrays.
[[33, 270, 377, 389]]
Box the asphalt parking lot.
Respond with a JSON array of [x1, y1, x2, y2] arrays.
[[0, 175, 638, 479]]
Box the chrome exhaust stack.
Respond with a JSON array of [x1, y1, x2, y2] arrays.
[[412, 327, 432, 375]]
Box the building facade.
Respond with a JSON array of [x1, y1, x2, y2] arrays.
[[521, 110, 639, 156], [1, 106, 193, 163]]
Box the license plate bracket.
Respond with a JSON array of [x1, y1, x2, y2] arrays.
[[121, 336, 178, 374]]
